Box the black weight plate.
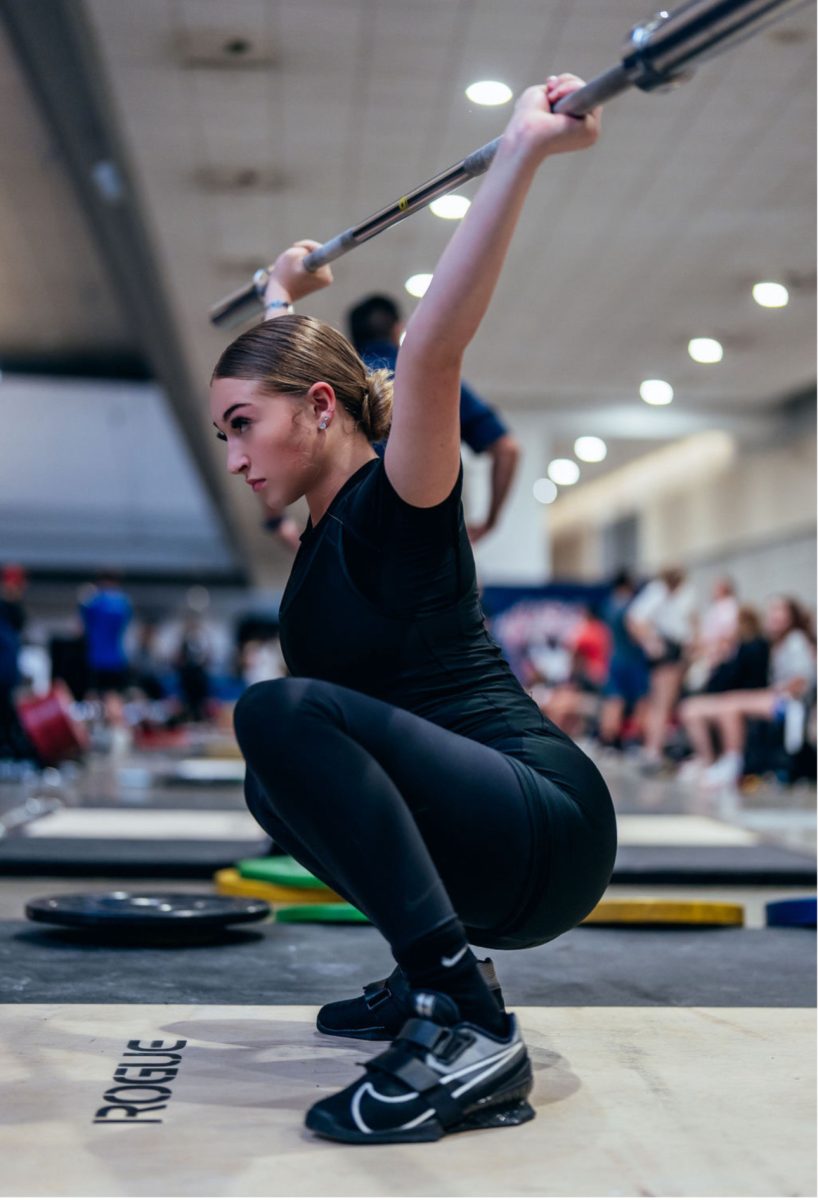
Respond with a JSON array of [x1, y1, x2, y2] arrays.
[[25, 892, 270, 932]]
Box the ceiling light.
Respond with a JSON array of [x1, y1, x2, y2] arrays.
[[574, 436, 607, 463], [547, 458, 580, 486], [752, 281, 789, 308], [533, 478, 558, 505], [640, 379, 674, 406], [465, 80, 513, 106], [405, 273, 433, 298], [688, 337, 723, 364], [430, 195, 471, 220]]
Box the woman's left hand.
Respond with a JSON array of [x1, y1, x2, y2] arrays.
[[265, 239, 334, 304], [503, 74, 601, 164]]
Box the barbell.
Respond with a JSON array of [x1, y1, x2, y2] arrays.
[[209, 0, 808, 329]]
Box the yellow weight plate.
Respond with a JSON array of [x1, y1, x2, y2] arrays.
[[214, 868, 343, 905], [581, 898, 744, 926], [203, 741, 243, 759]]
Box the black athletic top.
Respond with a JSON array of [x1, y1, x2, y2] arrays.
[[279, 457, 577, 764], [279, 456, 616, 941]]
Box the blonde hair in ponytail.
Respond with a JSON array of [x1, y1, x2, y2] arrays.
[[212, 314, 393, 441]]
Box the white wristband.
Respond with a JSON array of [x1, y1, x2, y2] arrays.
[[264, 299, 294, 316]]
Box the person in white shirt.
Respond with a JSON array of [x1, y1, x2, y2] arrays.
[[627, 566, 696, 769]]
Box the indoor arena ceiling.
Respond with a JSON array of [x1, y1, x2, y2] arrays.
[[0, 0, 815, 582]]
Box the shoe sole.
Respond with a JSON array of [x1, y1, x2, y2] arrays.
[[314, 1017, 390, 1040]]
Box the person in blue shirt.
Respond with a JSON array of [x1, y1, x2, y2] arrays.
[[79, 573, 133, 695], [348, 294, 520, 543]]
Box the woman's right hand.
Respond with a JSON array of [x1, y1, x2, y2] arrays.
[[265, 239, 334, 304], [501, 74, 601, 166]]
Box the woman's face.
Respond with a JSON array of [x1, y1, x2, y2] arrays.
[[210, 377, 320, 510], [764, 597, 792, 638]]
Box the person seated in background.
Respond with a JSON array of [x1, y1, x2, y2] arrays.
[[677, 596, 815, 787], [349, 294, 521, 544], [598, 570, 650, 749], [627, 566, 697, 771], [685, 576, 740, 693]]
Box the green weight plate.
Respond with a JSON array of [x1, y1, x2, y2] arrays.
[[238, 856, 324, 889], [275, 902, 370, 924]]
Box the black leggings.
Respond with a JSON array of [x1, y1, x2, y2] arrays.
[[234, 677, 615, 956]]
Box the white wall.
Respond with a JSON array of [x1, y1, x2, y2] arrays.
[[0, 376, 236, 574]]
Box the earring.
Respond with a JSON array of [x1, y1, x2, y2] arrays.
[[318, 418, 328, 430]]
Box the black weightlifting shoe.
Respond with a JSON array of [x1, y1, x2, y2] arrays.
[[316, 959, 505, 1041], [305, 990, 534, 1144]]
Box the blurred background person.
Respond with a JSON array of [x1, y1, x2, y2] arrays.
[[599, 570, 650, 750], [347, 293, 521, 545], [544, 603, 612, 739], [174, 612, 212, 723], [0, 564, 28, 759], [78, 572, 133, 718], [627, 566, 696, 771], [130, 618, 168, 702], [686, 576, 740, 693]]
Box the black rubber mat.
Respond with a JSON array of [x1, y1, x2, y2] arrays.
[[612, 844, 816, 886], [0, 837, 270, 878], [2, 921, 814, 1007]]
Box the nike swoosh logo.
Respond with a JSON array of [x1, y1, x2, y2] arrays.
[[441, 945, 468, 968], [351, 1081, 434, 1135]]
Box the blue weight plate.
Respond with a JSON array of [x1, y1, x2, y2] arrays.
[[765, 897, 816, 928]]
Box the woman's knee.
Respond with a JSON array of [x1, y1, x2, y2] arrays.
[[233, 677, 305, 755]]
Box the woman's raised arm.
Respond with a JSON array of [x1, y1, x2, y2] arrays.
[[386, 74, 601, 508]]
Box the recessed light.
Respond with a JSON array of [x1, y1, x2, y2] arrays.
[[465, 80, 513, 106], [574, 436, 607, 463], [688, 337, 723, 364], [752, 281, 789, 308], [405, 273, 433, 298], [533, 478, 558, 504], [430, 195, 471, 220], [640, 379, 674, 406], [547, 459, 580, 486]]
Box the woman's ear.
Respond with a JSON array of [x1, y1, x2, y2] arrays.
[[306, 381, 337, 425]]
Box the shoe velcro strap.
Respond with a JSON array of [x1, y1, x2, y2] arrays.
[[367, 1047, 442, 1093], [364, 987, 393, 1012], [396, 1018, 448, 1053], [423, 1082, 465, 1128], [367, 1047, 467, 1129]]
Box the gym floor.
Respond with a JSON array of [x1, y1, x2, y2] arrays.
[[0, 743, 815, 1196]]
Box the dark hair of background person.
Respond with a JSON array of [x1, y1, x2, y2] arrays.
[[347, 295, 402, 353], [610, 568, 636, 592]]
